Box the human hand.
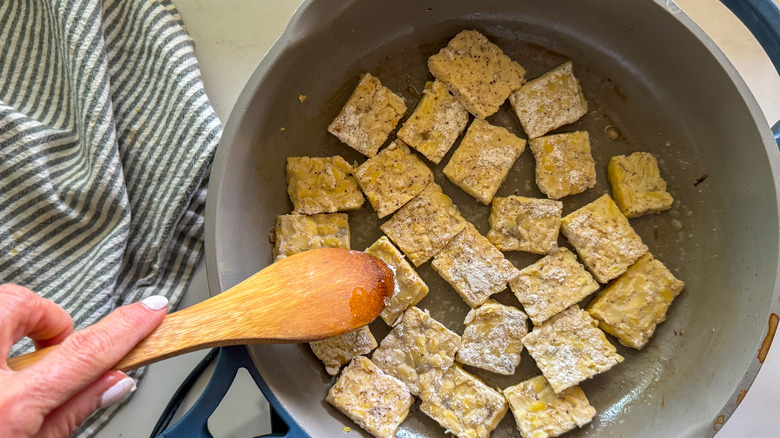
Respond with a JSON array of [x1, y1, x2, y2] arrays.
[[0, 284, 168, 438]]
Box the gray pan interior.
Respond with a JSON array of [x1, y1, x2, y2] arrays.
[[205, 0, 780, 436]]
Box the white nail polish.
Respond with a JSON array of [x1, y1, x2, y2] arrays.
[[99, 377, 136, 409], [140, 295, 168, 311]]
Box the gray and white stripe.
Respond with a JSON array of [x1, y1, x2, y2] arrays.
[[0, 0, 220, 435]]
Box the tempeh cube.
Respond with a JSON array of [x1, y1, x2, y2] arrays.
[[504, 375, 596, 438], [560, 194, 648, 283], [528, 131, 596, 200], [326, 356, 413, 438], [286, 156, 364, 214], [380, 183, 467, 266], [431, 223, 520, 308], [487, 196, 563, 254], [607, 152, 674, 218], [273, 213, 349, 261], [418, 365, 508, 438], [443, 118, 526, 205], [365, 236, 429, 326], [385, 306, 461, 372], [368, 329, 417, 394], [510, 247, 600, 326], [353, 140, 434, 218], [327, 73, 407, 157], [523, 306, 623, 393], [456, 300, 529, 375], [428, 30, 526, 119], [587, 253, 684, 349], [509, 60, 587, 139], [310, 326, 377, 376], [371, 306, 461, 395], [397, 80, 470, 164]]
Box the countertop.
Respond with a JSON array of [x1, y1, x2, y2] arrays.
[[95, 1, 780, 437]]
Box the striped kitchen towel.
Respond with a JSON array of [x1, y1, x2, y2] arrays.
[[0, 0, 221, 436]]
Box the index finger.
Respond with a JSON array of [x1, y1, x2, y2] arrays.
[[19, 296, 167, 414], [0, 284, 73, 361]]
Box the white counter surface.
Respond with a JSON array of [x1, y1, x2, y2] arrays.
[[96, 1, 780, 437]]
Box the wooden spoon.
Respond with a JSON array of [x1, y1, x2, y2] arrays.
[[7, 248, 393, 372]]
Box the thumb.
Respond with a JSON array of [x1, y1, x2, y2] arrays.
[[33, 371, 135, 438]]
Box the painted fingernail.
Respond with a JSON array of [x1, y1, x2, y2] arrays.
[[140, 295, 168, 311], [99, 377, 136, 409]]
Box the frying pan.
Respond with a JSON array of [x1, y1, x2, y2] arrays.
[[200, 0, 780, 436]]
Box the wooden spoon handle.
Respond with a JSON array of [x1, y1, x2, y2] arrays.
[[6, 308, 259, 372], [6, 346, 54, 370]]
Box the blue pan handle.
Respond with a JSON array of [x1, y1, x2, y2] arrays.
[[720, 0, 780, 72], [775, 121, 780, 149], [718, 0, 780, 148], [156, 346, 307, 438]]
